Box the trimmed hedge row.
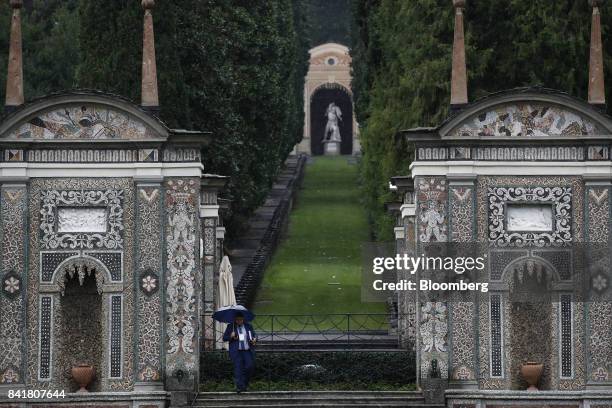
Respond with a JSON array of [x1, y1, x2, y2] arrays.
[[201, 350, 415, 386]]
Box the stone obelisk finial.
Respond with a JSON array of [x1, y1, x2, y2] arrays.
[[588, 0, 606, 108], [141, 0, 159, 113], [5, 0, 24, 112], [450, 0, 468, 110]]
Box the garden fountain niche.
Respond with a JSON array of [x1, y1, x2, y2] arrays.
[[57, 263, 104, 392], [506, 258, 555, 391]]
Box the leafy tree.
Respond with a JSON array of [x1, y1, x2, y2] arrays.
[[307, 0, 352, 46]]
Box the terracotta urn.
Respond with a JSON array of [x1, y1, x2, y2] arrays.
[[520, 361, 543, 391], [71, 364, 95, 393]]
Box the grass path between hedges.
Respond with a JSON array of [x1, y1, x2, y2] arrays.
[[252, 156, 386, 321]]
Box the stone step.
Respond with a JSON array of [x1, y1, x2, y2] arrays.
[[193, 391, 440, 408], [194, 403, 438, 408]]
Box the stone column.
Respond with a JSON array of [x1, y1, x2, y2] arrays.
[[392, 177, 417, 351], [0, 182, 27, 388], [134, 178, 164, 390], [415, 176, 449, 404], [448, 176, 478, 389], [164, 178, 201, 406], [585, 179, 612, 388]]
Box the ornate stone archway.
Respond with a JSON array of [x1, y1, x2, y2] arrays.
[[296, 43, 360, 155]]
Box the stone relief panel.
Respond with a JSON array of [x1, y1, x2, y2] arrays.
[[0, 186, 26, 385], [136, 186, 163, 382], [419, 301, 449, 379], [57, 207, 107, 232], [488, 186, 572, 247], [40, 189, 124, 250], [417, 177, 448, 243], [450, 103, 601, 137], [27, 178, 134, 391], [165, 179, 200, 378], [6, 104, 157, 140]]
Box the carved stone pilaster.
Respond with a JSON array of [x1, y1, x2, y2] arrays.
[[0, 184, 27, 387], [164, 178, 200, 401], [448, 176, 478, 389], [585, 180, 612, 388], [134, 181, 163, 390]]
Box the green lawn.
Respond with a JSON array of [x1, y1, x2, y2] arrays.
[[252, 156, 386, 317]]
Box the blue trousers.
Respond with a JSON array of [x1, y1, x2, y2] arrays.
[[232, 350, 254, 390]]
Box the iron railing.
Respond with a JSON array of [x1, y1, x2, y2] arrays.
[[199, 313, 415, 390], [200, 313, 414, 351]]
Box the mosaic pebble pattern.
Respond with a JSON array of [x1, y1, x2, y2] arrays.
[[136, 186, 162, 382], [7, 104, 155, 140], [109, 295, 122, 378], [560, 294, 573, 378], [38, 296, 53, 380], [450, 103, 600, 137], [165, 178, 200, 377], [87, 252, 123, 281], [27, 178, 135, 391], [0, 186, 26, 385]]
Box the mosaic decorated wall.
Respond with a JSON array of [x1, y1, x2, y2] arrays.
[[450, 103, 601, 137], [0, 184, 27, 386], [164, 178, 201, 387], [448, 179, 477, 384], [585, 182, 612, 386], [135, 182, 164, 384], [415, 177, 449, 380], [475, 176, 586, 391], [26, 178, 136, 391], [6, 104, 157, 140]]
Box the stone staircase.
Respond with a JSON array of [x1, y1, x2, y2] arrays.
[[192, 391, 443, 408], [230, 154, 307, 306]]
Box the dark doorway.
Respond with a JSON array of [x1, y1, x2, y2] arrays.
[[310, 85, 353, 155]]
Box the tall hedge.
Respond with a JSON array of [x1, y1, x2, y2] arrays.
[[351, 0, 612, 240]]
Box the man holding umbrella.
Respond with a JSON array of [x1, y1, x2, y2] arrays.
[[214, 305, 257, 393]]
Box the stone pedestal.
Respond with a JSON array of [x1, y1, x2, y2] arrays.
[[324, 140, 341, 155]]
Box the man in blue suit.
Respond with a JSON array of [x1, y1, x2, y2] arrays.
[[223, 312, 257, 393]]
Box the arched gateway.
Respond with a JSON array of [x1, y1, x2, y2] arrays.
[[0, 2, 227, 407], [296, 43, 360, 156]]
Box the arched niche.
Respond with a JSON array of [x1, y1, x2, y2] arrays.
[[500, 256, 559, 390], [310, 83, 353, 155], [42, 256, 122, 391]]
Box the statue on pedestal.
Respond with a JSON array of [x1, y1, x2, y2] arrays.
[[324, 102, 342, 142]]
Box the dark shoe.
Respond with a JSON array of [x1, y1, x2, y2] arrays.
[[236, 389, 241, 394]]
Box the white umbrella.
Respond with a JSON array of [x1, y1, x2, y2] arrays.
[[217, 256, 236, 349]]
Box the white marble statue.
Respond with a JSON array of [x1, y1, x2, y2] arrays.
[[324, 102, 343, 142]]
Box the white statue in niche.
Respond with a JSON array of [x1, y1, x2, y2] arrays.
[[324, 102, 342, 142]]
